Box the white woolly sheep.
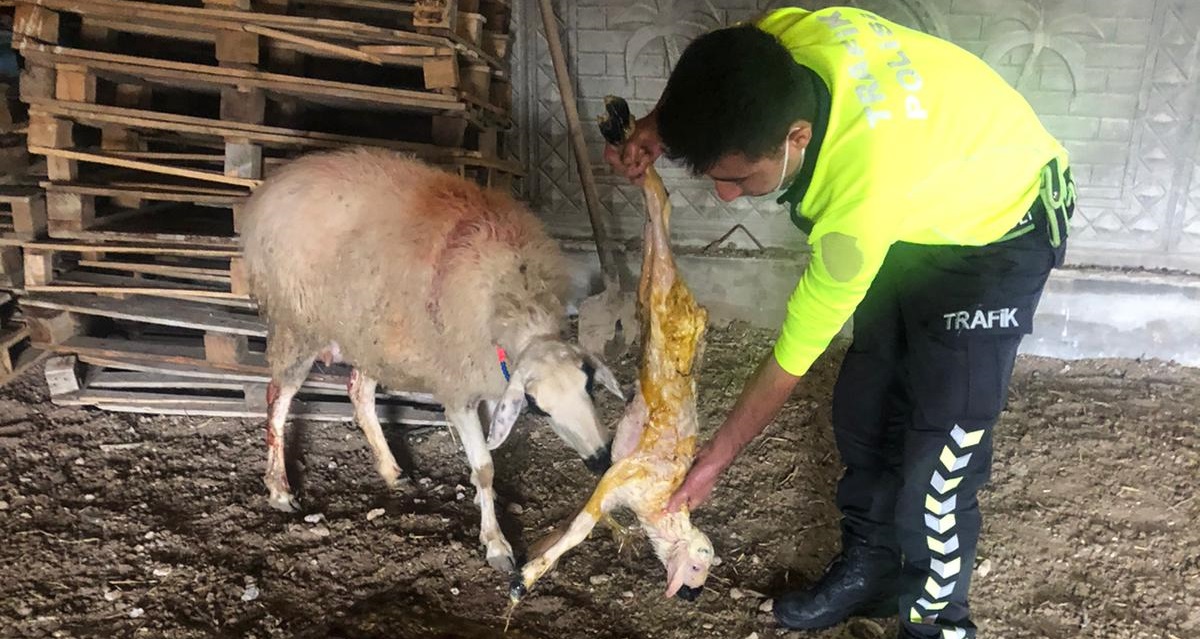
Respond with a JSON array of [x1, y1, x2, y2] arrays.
[[239, 147, 623, 571]]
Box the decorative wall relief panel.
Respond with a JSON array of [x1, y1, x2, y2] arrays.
[[518, 0, 1200, 271]]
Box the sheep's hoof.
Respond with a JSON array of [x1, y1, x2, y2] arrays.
[[488, 553, 516, 573], [379, 464, 402, 489], [267, 492, 300, 513]]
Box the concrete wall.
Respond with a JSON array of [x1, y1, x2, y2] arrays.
[[512, 0, 1200, 272], [509, 0, 1200, 365], [560, 246, 1200, 367]]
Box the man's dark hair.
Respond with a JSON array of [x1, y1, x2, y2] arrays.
[[657, 24, 818, 175]]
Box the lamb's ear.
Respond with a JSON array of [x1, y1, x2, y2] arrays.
[[486, 374, 527, 450], [583, 352, 624, 401], [663, 541, 690, 599]]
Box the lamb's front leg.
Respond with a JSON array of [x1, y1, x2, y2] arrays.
[[512, 502, 601, 600], [446, 405, 514, 572], [512, 465, 634, 599]]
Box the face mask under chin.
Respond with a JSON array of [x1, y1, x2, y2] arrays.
[[751, 145, 804, 203]]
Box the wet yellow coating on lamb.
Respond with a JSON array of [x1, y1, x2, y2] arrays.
[[583, 168, 707, 519]]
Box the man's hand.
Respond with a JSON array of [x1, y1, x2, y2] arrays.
[[603, 112, 663, 185], [665, 354, 802, 514], [665, 440, 730, 513]]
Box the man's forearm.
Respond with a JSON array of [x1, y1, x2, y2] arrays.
[[707, 353, 801, 466]]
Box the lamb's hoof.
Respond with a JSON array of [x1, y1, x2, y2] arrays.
[[509, 576, 528, 602], [267, 492, 300, 513]]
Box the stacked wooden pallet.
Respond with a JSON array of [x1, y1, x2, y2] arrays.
[[2, 0, 520, 424], [0, 10, 49, 385]]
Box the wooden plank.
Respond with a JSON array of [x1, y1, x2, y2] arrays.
[[0, 347, 50, 386], [45, 335, 267, 374], [23, 241, 240, 258], [43, 183, 244, 206], [77, 354, 436, 402], [28, 100, 521, 171], [20, 293, 266, 336], [243, 24, 384, 65], [293, 0, 418, 14], [29, 146, 262, 188], [89, 370, 248, 391], [20, 0, 476, 55], [49, 227, 239, 249], [18, 44, 470, 113], [13, 4, 61, 42], [77, 260, 232, 284], [87, 371, 436, 407], [215, 30, 260, 65], [0, 325, 31, 350], [27, 285, 245, 300], [360, 45, 443, 56], [54, 271, 256, 309], [56, 389, 447, 425]]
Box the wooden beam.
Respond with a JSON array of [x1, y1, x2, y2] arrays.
[[243, 23, 383, 66], [54, 64, 97, 102], [29, 146, 262, 188], [215, 30, 261, 65]]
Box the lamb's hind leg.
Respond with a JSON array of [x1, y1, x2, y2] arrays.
[[264, 352, 315, 513], [347, 369, 402, 488], [446, 405, 514, 572]]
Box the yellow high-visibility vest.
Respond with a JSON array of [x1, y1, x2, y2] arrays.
[[757, 7, 1069, 376]]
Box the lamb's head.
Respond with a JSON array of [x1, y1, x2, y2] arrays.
[[486, 338, 623, 474], [648, 512, 715, 601]]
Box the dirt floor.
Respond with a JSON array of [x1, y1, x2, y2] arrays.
[[1, 323, 1197, 639]]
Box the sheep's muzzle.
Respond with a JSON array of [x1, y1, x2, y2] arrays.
[[584, 445, 612, 475]]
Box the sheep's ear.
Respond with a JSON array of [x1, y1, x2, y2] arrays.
[[584, 353, 624, 401], [486, 374, 527, 450]]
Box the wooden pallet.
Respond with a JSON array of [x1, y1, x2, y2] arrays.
[[21, 240, 249, 302], [0, 292, 49, 385], [0, 187, 46, 239], [30, 289, 445, 424], [12, 0, 512, 111], [46, 355, 446, 425], [11, 0, 518, 227]]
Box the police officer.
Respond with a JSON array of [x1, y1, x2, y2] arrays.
[[604, 7, 1075, 639]]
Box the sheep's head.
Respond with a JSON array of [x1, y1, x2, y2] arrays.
[[486, 338, 622, 474], [649, 515, 714, 601]]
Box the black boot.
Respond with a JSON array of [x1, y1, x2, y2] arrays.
[[774, 545, 899, 630]]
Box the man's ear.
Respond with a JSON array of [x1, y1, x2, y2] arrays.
[[486, 373, 527, 450], [787, 121, 813, 149]]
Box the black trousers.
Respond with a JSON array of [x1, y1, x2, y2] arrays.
[[831, 218, 1063, 639]]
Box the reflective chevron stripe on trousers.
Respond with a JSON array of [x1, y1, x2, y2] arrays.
[[830, 220, 1062, 639]]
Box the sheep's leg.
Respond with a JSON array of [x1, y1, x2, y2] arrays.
[[348, 369, 401, 488], [446, 405, 514, 572], [264, 379, 303, 512]]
